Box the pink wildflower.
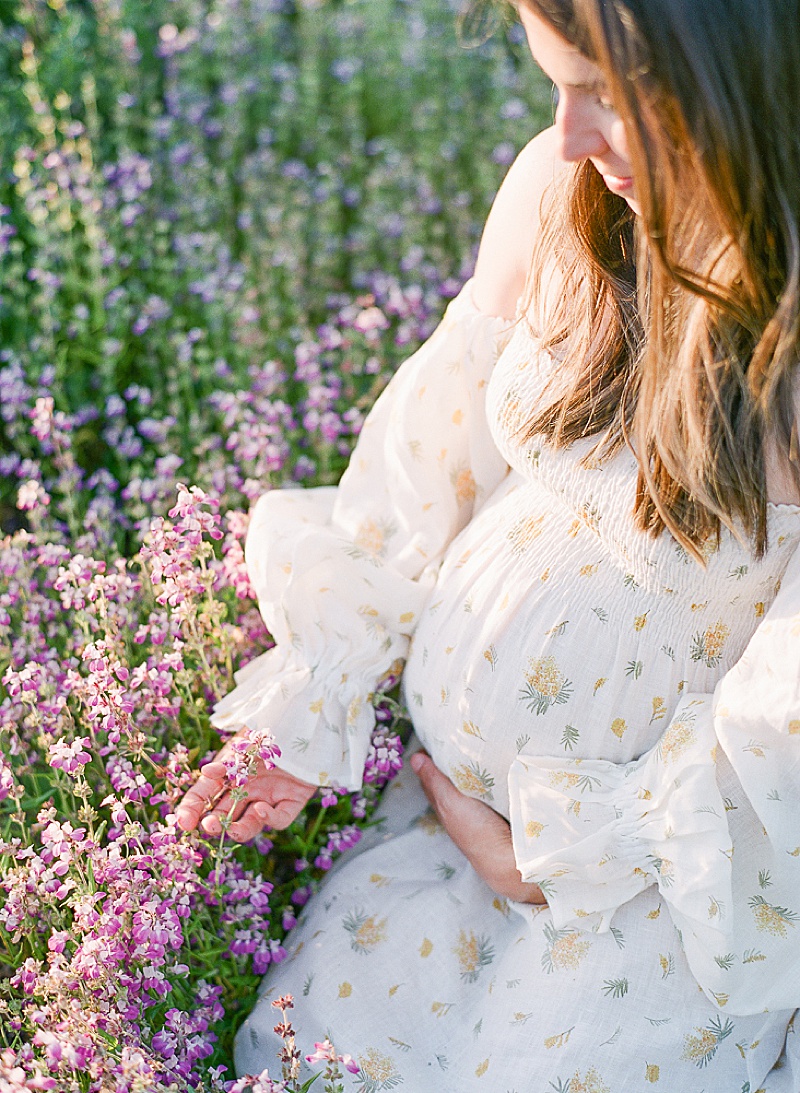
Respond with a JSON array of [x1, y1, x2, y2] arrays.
[[305, 1038, 360, 1075], [29, 397, 55, 442], [48, 737, 91, 776], [0, 1048, 56, 1090], [352, 304, 389, 335], [227, 1071, 288, 1093], [168, 483, 223, 542], [217, 509, 254, 599], [15, 480, 50, 512], [221, 727, 281, 788], [0, 757, 17, 802], [362, 726, 404, 786]]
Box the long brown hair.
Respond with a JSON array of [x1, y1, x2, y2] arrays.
[[518, 0, 800, 559]]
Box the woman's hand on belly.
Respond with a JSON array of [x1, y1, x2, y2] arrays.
[[410, 750, 546, 905]]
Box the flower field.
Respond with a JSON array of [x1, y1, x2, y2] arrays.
[[0, 0, 549, 1087]]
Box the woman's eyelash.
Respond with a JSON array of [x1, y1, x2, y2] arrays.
[[550, 84, 615, 112]]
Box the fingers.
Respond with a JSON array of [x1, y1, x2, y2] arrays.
[[202, 795, 305, 842], [175, 756, 317, 842], [258, 798, 306, 831], [197, 760, 227, 777], [410, 751, 546, 905], [197, 794, 246, 837], [174, 770, 226, 831], [225, 802, 271, 842]]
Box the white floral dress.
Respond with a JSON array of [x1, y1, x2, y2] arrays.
[[214, 281, 800, 1093]]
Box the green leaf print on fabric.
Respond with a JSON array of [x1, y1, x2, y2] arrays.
[[561, 724, 580, 750], [601, 977, 629, 998]]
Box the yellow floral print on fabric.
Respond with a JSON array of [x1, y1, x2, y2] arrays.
[[450, 762, 495, 800], [453, 929, 495, 982], [690, 620, 730, 667], [520, 656, 573, 715], [657, 710, 698, 762], [355, 1048, 403, 1092], [542, 922, 591, 973], [451, 465, 477, 505], [650, 696, 667, 723], [507, 514, 545, 555], [544, 1027, 574, 1049], [610, 718, 627, 740], [349, 517, 396, 563], [342, 910, 388, 954], [749, 896, 800, 936], [570, 1067, 611, 1093], [414, 809, 443, 836], [681, 1016, 734, 1067]]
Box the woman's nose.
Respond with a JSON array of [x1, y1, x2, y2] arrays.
[[554, 95, 609, 163]]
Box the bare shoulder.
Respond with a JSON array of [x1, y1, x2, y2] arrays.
[[472, 126, 569, 320]]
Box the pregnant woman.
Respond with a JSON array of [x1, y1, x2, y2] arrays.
[[177, 0, 800, 1088]]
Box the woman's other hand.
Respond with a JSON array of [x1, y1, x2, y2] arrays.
[[175, 751, 316, 842], [410, 750, 545, 905]]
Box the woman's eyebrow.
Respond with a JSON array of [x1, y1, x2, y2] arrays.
[[562, 77, 606, 92]]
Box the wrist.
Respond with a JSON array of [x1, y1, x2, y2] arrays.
[[493, 871, 546, 905]]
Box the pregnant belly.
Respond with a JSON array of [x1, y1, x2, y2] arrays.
[[401, 476, 702, 818], [401, 480, 592, 816]]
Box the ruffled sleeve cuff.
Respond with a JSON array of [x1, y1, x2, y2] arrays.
[[210, 643, 397, 791], [210, 484, 434, 789], [508, 693, 734, 946]]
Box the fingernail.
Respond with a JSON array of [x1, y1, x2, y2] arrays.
[[254, 804, 269, 819], [410, 752, 425, 773]]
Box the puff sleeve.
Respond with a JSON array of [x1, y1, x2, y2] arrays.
[[211, 281, 511, 790], [509, 540, 800, 1014]]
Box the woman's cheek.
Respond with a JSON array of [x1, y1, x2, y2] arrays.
[[610, 116, 632, 169]]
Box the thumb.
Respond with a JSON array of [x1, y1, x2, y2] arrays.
[[410, 751, 456, 813], [409, 749, 431, 778]]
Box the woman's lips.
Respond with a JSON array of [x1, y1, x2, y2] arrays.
[[602, 173, 635, 195]]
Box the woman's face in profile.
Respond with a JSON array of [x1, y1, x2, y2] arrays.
[[517, 3, 641, 214]]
